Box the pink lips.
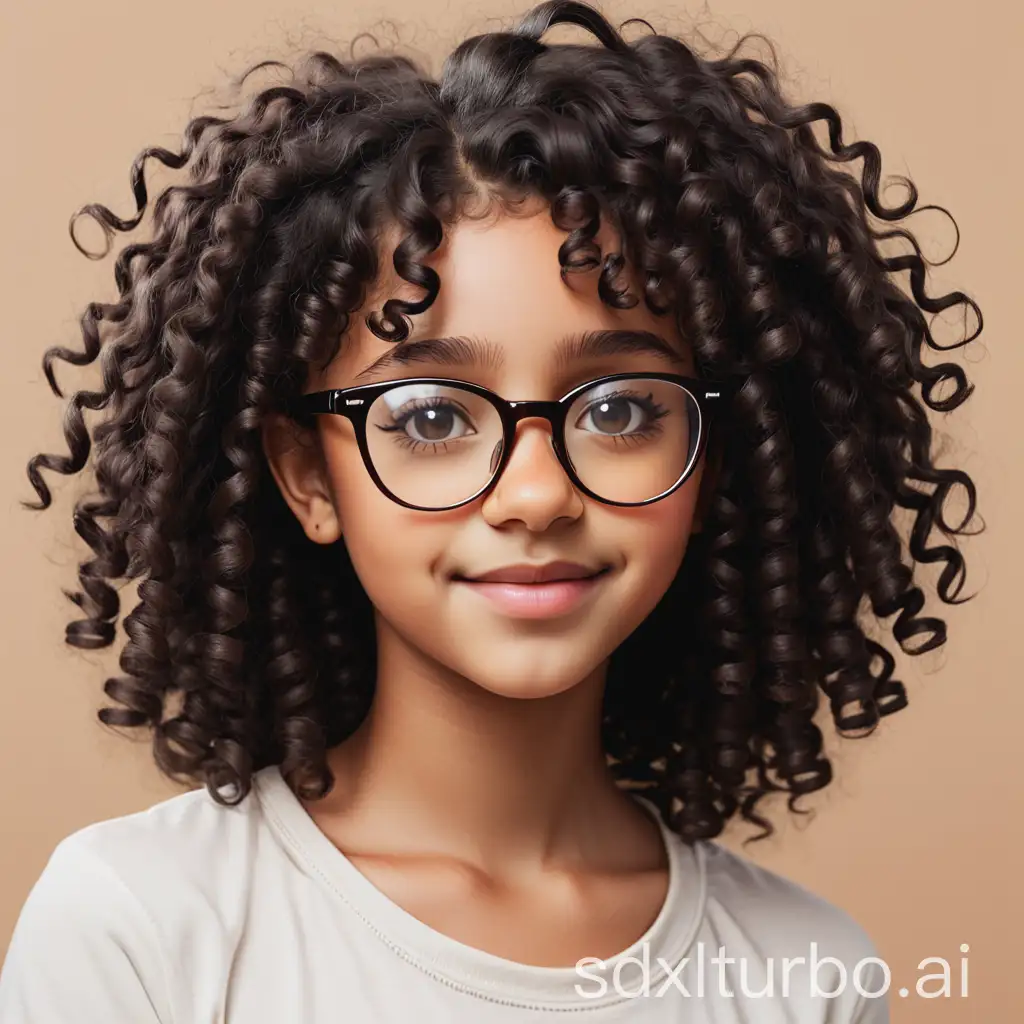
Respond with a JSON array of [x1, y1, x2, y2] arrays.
[[453, 561, 610, 619]]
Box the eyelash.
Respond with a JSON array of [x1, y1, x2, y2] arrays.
[[377, 397, 474, 454], [376, 390, 670, 453], [577, 389, 670, 445]]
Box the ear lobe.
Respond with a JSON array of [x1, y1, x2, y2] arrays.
[[261, 412, 343, 545]]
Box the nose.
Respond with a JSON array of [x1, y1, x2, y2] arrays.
[[480, 418, 583, 531]]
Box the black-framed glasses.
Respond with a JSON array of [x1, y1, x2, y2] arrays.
[[287, 372, 733, 511]]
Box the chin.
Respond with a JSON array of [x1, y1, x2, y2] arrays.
[[459, 651, 606, 701], [474, 677, 582, 701]]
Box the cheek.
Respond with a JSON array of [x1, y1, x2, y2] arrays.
[[608, 479, 700, 598], [627, 479, 699, 560], [323, 435, 444, 610]]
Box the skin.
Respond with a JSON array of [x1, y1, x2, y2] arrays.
[[262, 195, 716, 967]]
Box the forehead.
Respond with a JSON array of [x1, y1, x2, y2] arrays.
[[325, 203, 691, 384]]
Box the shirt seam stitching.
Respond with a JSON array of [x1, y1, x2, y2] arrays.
[[256, 775, 709, 1013]]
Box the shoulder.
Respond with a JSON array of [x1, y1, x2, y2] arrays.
[[1, 774, 274, 1021], [12, 772, 266, 922], [697, 839, 880, 959], [35, 769, 278, 950], [697, 838, 884, 964], [56, 773, 264, 899], [2, 773, 269, 996], [692, 840, 888, 1020]]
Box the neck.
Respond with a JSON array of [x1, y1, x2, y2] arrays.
[[316, 616, 648, 875]]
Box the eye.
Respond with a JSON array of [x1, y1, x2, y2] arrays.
[[392, 399, 476, 444], [576, 393, 657, 436]]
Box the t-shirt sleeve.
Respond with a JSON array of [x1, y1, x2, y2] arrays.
[[0, 834, 173, 1023]]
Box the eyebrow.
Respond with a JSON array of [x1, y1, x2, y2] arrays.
[[352, 329, 686, 382]]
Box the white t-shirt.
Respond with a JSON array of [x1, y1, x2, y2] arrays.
[[0, 764, 888, 1022]]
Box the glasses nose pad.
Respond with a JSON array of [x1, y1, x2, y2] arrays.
[[489, 438, 504, 475]]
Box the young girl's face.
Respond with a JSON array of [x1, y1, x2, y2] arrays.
[[266, 198, 709, 700]]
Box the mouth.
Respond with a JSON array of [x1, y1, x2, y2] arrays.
[[450, 564, 612, 619], [453, 561, 610, 585]]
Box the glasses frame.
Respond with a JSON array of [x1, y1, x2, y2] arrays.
[[286, 372, 734, 511]]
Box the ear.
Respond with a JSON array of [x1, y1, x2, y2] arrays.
[[261, 412, 342, 545], [691, 437, 723, 535]]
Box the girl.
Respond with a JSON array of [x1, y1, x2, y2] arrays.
[[0, 1, 979, 1020]]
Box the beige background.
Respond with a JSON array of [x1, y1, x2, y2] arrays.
[[1, 0, 1019, 1018]]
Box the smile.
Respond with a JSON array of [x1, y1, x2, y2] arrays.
[[452, 568, 611, 619]]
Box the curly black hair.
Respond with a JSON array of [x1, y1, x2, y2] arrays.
[[24, 0, 981, 842]]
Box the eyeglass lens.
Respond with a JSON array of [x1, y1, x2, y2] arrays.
[[363, 377, 699, 508]]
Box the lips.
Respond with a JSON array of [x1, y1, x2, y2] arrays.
[[455, 561, 607, 584], [452, 561, 611, 619]]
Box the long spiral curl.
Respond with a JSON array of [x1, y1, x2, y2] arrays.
[[24, 0, 982, 841]]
